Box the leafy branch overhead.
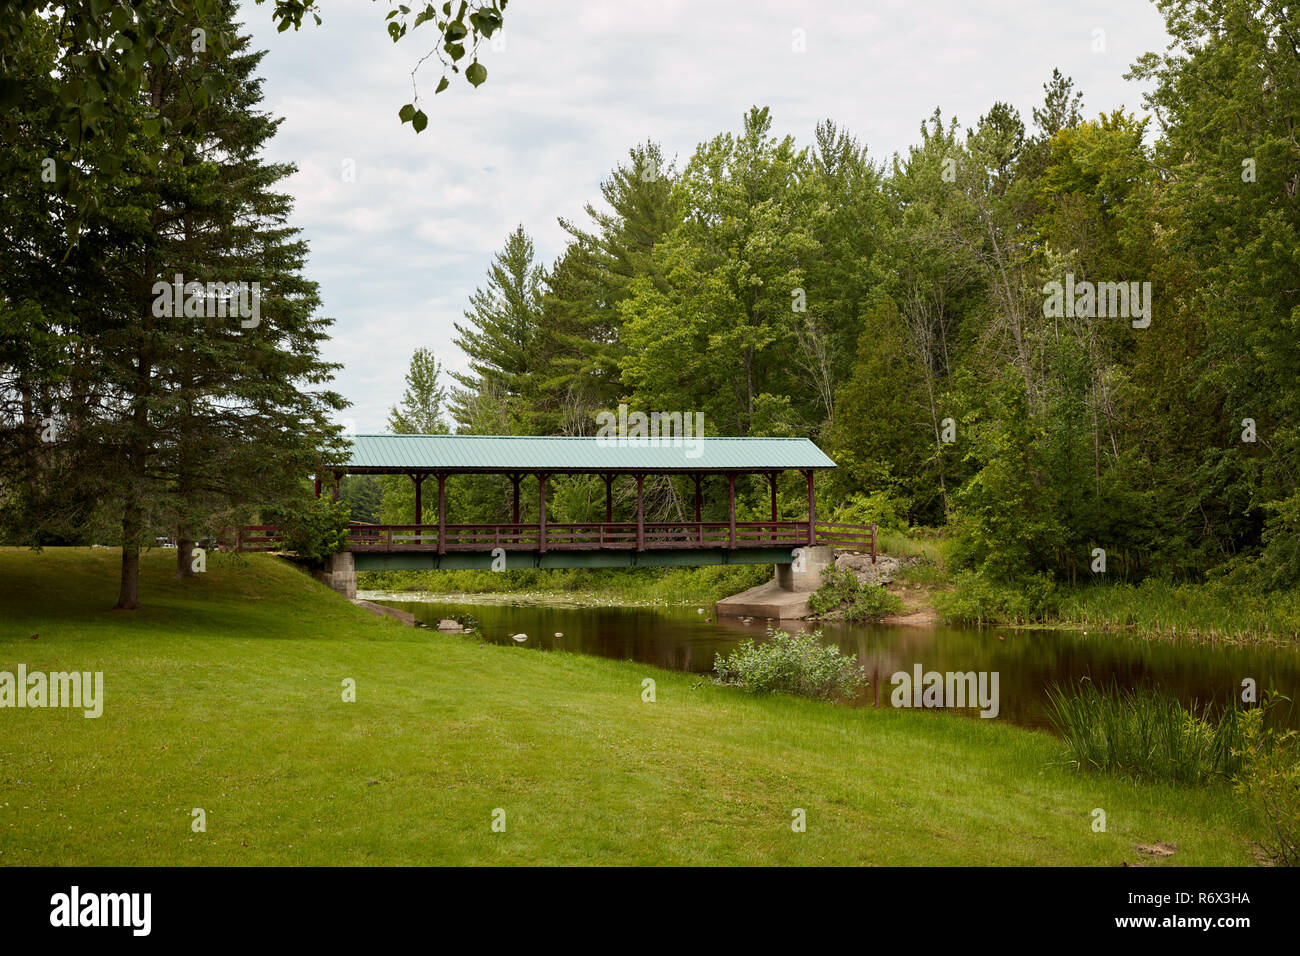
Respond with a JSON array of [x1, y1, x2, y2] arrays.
[[0, 0, 507, 176]]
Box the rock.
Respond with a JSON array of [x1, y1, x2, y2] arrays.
[[436, 619, 469, 633], [1136, 842, 1177, 858], [511, 633, 528, 643], [834, 552, 901, 587]]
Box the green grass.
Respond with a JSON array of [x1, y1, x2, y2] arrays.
[[357, 562, 770, 606], [1053, 580, 1300, 643], [0, 547, 1267, 865]]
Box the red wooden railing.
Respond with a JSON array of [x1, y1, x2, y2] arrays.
[[235, 520, 876, 559]]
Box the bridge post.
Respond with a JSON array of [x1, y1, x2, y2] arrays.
[[727, 473, 736, 549], [769, 471, 778, 541], [604, 473, 613, 523], [635, 474, 644, 551], [436, 473, 446, 555], [511, 473, 521, 525], [694, 473, 702, 544], [538, 473, 548, 553], [412, 472, 424, 526], [804, 469, 815, 546], [313, 474, 321, 499]]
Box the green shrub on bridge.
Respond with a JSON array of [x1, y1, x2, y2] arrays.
[[265, 497, 352, 564], [713, 630, 867, 702]]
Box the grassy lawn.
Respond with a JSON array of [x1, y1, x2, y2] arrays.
[[0, 547, 1265, 866]]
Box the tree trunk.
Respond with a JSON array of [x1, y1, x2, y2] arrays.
[[176, 533, 196, 579], [117, 498, 142, 609]]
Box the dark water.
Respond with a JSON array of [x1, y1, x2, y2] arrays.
[[367, 592, 1300, 730]]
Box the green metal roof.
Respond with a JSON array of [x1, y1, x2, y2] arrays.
[[333, 435, 836, 474]]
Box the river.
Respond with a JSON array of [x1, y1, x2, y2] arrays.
[[364, 591, 1300, 731]]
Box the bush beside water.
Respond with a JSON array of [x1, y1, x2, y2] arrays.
[[713, 630, 867, 701], [808, 565, 903, 621]]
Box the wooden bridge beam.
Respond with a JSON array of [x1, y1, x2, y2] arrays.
[[510, 473, 521, 525], [537, 473, 548, 553], [804, 469, 815, 546], [436, 473, 446, 555], [635, 474, 644, 551], [412, 472, 426, 525], [604, 473, 614, 523], [727, 473, 736, 549]]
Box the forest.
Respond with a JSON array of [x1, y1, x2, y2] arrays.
[[2, 0, 1297, 617], [365, 0, 1300, 610]]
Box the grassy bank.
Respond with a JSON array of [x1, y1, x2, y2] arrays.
[[357, 562, 770, 606], [870, 529, 1300, 643], [0, 547, 1266, 865], [935, 571, 1300, 644]]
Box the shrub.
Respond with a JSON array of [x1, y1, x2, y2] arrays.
[[265, 497, 351, 564], [808, 565, 903, 621], [713, 629, 867, 701], [934, 570, 1059, 625], [1046, 681, 1244, 785], [832, 491, 907, 533], [1233, 699, 1300, 866]]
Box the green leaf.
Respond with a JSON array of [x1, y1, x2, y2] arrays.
[[465, 61, 487, 87], [444, 20, 467, 41], [399, 103, 416, 123], [412, 109, 428, 133], [435, 75, 450, 94], [444, 40, 465, 60]]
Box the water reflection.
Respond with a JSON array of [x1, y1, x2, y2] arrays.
[[368, 592, 1300, 731]]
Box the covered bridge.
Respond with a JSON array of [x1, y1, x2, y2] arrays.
[[240, 434, 874, 571]]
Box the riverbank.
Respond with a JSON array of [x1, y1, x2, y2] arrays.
[[0, 547, 1267, 865]]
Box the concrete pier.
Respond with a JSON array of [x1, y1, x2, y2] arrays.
[[715, 545, 835, 620], [312, 550, 356, 600]]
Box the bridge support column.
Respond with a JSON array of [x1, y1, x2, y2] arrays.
[[511, 473, 521, 524], [312, 550, 356, 600], [604, 473, 613, 523], [775, 545, 833, 592]]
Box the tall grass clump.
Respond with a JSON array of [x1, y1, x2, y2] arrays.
[[1046, 681, 1244, 784], [808, 565, 902, 621], [714, 629, 866, 702], [1233, 698, 1300, 866]]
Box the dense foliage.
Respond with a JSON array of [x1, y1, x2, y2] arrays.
[[419, 1, 1300, 601], [0, 6, 345, 605]]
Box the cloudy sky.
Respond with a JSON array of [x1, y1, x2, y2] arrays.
[[241, 0, 1172, 432]]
